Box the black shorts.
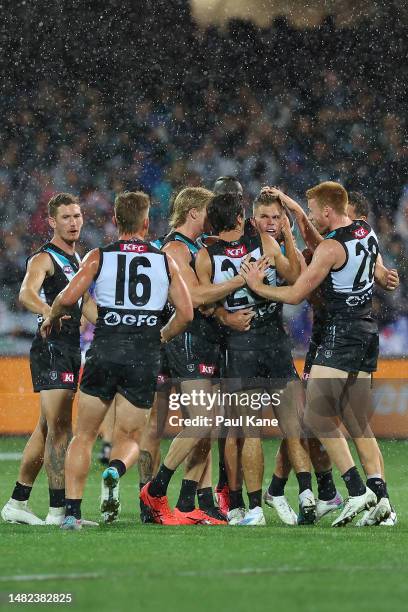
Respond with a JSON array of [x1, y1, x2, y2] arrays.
[[225, 337, 299, 392], [30, 336, 81, 393], [80, 346, 160, 408], [303, 328, 323, 381], [156, 348, 172, 392], [313, 321, 379, 373], [164, 331, 220, 382]]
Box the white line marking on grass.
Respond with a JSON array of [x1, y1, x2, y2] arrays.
[[0, 572, 105, 583], [0, 452, 22, 460], [1, 565, 405, 584]]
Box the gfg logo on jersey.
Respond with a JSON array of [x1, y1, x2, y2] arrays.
[[199, 363, 216, 375], [353, 227, 369, 239], [346, 292, 372, 307], [225, 245, 247, 258], [103, 311, 158, 326], [120, 243, 148, 253]]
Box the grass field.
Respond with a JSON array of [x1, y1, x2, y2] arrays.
[[1, 437, 408, 612]]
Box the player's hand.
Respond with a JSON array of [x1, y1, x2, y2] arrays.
[[240, 255, 270, 290], [40, 314, 70, 338], [281, 212, 292, 237], [199, 304, 216, 317], [386, 269, 399, 291], [224, 308, 255, 332]]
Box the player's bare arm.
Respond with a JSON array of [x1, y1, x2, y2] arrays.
[[263, 186, 323, 252], [240, 240, 340, 305], [260, 231, 302, 285], [81, 291, 98, 325], [374, 253, 400, 291], [214, 305, 255, 332], [40, 249, 100, 336], [19, 252, 55, 317], [166, 241, 244, 307], [161, 255, 194, 343]]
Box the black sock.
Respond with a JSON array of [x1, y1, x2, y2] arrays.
[[296, 472, 312, 494], [197, 487, 215, 511], [229, 489, 245, 510], [247, 489, 262, 510], [49, 488, 65, 508], [109, 459, 126, 478], [148, 464, 175, 498], [383, 482, 389, 499], [268, 474, 287, 497], [217, 461, 228, 489], [11, 481, 32, 502], [139, 481, 146, 490], [176, 479, 198, 512], [65, 498, 82, 519], [315, 469, 337, 501], [367, 477, 387, 501], [342, 467, 366, 497]]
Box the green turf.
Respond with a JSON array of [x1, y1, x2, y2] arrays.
[[1, 437, 408, 612]]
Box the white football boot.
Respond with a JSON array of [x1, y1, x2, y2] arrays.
[[315, 491, 344, 522], [332, 487, 376, 527], [237, 506, 266, 526], [100, 467, 121, 523], [1, 498, 44, 525], [355, 497, 392, 526], [298, 489, 316, 525], [263, 490, 297, 525], [227, 507, 246, 525]]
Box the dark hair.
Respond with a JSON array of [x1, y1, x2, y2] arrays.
[[213, 176, 243, 197], [253, 191, 283, 213], [348, 191, 370, 219], [48, 193, 79, 218], [207, 194, 244, 233]]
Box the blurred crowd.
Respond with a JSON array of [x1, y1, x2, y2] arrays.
[[1, 10, 407, 355]]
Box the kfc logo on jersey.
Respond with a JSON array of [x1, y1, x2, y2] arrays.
[[61, 372, 74, 383], [120, 243, 148, 253], [353, 227, 369, 239], [199, 363, 216, 376], [225, 245, 247, 258]]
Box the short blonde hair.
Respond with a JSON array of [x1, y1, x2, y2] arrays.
[[114, 191, 150, 233], [306, 181, 348, 214], [170, 187, 213, 228]]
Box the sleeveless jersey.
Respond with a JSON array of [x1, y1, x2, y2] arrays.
[[207, 233, 284, 347], [321, 220, 379, 320], [162, 231, 219, 342], [93, 239, 170, 352], [28, 242, 82, 344]]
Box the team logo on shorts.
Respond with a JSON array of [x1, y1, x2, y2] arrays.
[[324, 350, 333, 359], [49, 371, 58, 381], [187, 364, 195, 373], [61, 372, 75, 383], [199, 363, 216, 376]]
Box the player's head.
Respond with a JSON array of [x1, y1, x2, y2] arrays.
[[252, 191, 285, 239], [207, 193, 244, 234], [306, 181, 348, 233], [213, 176, 243, 198], [170, 187, 213, 233], [47, 192, 83, 244], [348, 191, 370, 221], [114, 191, 150, 237]]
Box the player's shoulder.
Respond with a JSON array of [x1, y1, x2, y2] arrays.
[[325, 220, 374, 243]]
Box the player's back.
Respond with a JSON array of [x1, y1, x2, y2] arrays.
[[321, 220, 379, 324], [92, 238, 170, 361], [207, 233, 284, 349]]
